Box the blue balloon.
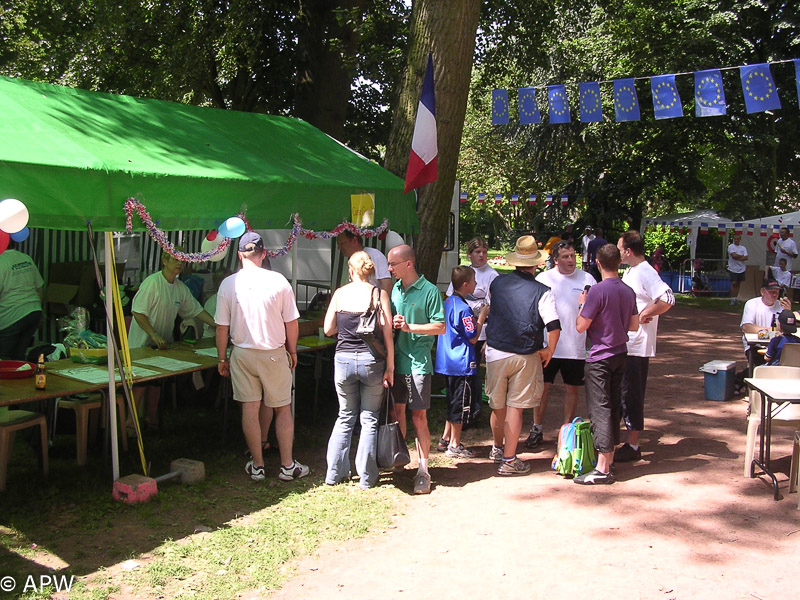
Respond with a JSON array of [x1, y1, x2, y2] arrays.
[[10, 227, 29, 242], [218, 217, 246, 238]]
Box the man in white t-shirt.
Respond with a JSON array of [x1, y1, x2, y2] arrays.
[[616, 231, 675, 462], [581, 226, 595, 270], [766, 258, 792, 290], [774, 227, 798, 271], [336, 231, 391, 293], [129, 250, 216, 430], [215, 232, 308, 483], [522, 240, 595, 449], [727, 232, 748, 305], [740, 279, 792, 367]]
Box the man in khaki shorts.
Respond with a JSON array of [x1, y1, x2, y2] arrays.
[[215, 232, 309, 482], [485, 236, 560, 475]]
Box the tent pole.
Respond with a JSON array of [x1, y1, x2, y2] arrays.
[[105, 233, 120, 481], [291, 239, 298, 420]]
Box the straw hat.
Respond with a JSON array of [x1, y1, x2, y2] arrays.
[[505, 235, 549, 267]]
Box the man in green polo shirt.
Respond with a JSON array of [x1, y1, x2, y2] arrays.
[[387, 244, 445, 495]]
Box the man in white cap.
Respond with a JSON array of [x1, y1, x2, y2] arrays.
[[215, 232, 309, 483], [485, 235, 560, 475]]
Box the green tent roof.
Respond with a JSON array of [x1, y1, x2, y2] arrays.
[[0, 76, 417, 233]]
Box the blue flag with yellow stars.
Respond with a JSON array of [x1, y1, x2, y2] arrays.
[[547, 85, 571, 124], [740, 63, 781, 113], [614, 79, 640, 121], [794, 60, 800, 108], [492, 89, 510, 125], [651, 74, 682, 119], [517, 87, 541, 124], [579, 82, 602, 122], [694, 69, 726, 116]]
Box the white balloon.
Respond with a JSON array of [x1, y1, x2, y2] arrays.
[[0, 199, 29, 234], [200, 231, 229, 262]]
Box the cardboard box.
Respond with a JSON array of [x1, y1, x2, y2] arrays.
[[45, 261, 125, 314]]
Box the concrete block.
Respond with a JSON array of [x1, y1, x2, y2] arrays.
[[170, 458, 205, 485], [112, 474, 158, 504]]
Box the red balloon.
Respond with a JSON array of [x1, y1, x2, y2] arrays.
[[0, 230, 9, 254], [206, 230, 218, 241]]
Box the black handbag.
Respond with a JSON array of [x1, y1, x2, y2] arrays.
[[355, 286, 387, 360], [377, 388, 410, 469]]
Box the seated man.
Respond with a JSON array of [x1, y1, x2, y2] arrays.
[[740, 279, 792, 368], [765, 258, 792, 290]]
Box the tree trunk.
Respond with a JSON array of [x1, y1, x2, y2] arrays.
[[295, 0, 364, 139], [384, 0, 481, 283]]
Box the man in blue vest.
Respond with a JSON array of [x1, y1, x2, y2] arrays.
[[485, 236, 561, 475]]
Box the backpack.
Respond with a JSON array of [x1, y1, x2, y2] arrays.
[[552, 417, 597, 478]]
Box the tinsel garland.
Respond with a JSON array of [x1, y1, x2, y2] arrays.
[[124, 198, 390, 262]]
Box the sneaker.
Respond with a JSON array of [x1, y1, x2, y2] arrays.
[[413, 471, 432, 494], [489, 446, 504, 463], [445, 444, 475, 459], [524, 428, 543, 449], [574, 468, 616, 485], [497, 457, 531, 475], [729, 298, 736, 306], [614, 443, 642, 463], [245, 460, 265, 482], [436, 437, 449, 452], [278, 460, 310, 481]]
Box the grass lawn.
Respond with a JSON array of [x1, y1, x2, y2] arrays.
[[0, 366, 459, 600]]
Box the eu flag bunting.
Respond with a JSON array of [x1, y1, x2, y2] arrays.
[[613, 78, 640, 122], [695, 69, 726, 117], [547, 85, 571, 124], [518, 87, 541, 124], [579, 82, 602, 122], [740, 63, 781, 113], [492, 89, 510, 125], [651, 74, 683, 119], [794, 60, 800, 107]]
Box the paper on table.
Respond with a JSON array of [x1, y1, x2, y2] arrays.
[[133, 356, 202, 371], [53, 366, 162, 384], [194, 347, 219, 358]]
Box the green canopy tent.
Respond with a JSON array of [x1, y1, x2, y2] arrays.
[[0, 75, 417, 233], [0, 75, 417, 481]]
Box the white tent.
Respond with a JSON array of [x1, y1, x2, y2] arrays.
[[642, 209, 800, 269]]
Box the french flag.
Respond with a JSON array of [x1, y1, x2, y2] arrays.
[[404, 54, 438, 194]]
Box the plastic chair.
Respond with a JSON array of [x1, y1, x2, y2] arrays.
[[56, 392, 127, 466], [789, 431, 799, 505], [744, 365, 800, 478], [779, 343, 800, 367], [0, 406, 49, 492]]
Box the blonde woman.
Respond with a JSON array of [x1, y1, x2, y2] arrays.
[[324, 250, 394, 489]]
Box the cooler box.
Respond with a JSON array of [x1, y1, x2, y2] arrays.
[[699, 360, 737, 401]]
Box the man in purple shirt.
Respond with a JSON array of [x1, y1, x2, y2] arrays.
[[574, 243, 639, 485]]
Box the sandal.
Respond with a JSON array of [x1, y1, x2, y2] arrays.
[[243, 441, 270, 459]]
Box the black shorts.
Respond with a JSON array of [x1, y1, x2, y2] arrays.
[[542, 357, 586, 386], [445, 375, 473, 425], [728, 270, 746, 283]]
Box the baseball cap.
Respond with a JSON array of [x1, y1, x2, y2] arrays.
[[778, 309, 797, 334], [238, 231, 264, 252], [762, 279, 781, 291]]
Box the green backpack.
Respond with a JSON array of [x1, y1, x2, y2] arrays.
[[552, 417, 597, 478]]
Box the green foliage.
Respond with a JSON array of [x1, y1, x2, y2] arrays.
[[643, 228, 690, 266]]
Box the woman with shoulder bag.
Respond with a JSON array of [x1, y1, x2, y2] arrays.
[[324, 250, 394, 489]]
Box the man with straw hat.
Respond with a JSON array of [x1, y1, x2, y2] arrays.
[[485, 236, 561, 475]]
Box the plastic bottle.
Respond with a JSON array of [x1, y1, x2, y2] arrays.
[[35, 353, 46, 390]]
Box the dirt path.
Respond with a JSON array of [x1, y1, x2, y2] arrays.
[[266, 305, 800, 600]]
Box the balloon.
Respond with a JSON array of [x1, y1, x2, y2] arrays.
[[200, 230, 228, 262], [0, 230, 9, 255], [218, 217, 246, 239], [0, 199, 29, 234], [10, 227, 29, 242]]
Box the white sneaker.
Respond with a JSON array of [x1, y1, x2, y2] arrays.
[[245, 460, 265, 482], [278, 460, 310, 481]]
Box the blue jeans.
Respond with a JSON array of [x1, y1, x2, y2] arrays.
[[0, 310, 42, 360], [326, 351, 385, 489]]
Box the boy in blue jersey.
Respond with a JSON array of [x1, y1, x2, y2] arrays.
[[435, 266, 489, 458], [764, 309, 799, 365]]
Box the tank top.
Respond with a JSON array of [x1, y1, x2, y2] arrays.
[[335, 311, 371, 353]]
